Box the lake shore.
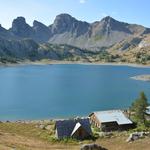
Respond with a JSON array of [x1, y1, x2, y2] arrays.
[[1, 60, 150, 68]]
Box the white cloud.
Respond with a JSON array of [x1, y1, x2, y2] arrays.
[[79, 0, 87, 4]]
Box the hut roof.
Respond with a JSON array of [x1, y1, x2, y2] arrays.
[[55, 118, 92, 139], [71, 122, 81, 136], [92, 110, 132, 125]]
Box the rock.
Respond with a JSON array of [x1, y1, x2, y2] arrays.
[[144, 132, 150, 136], [45, 125, 51, 130], [80, 144, 108, 150], [39, 124, 45, 129], [15, 120, 23, 123], [126, 132, 149, 142], [98, 132, 113, 138]]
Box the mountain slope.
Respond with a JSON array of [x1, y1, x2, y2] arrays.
[[107, 34, 150, 64], [0, 37, 110, 63]]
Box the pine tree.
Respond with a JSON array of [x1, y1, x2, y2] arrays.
[[130, 92, 149, 125]]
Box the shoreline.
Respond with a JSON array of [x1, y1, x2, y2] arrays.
[[1, 60, 150, 68], [131, 75, 150, 82]]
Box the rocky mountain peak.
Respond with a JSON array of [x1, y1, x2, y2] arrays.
[[33, 20, 46, 28], [97, 16, 132, 35], [54, 13, 75, 23], [51, 13, 77, 34], [101, 16, 115, 22], [33, 20, 51, 43], [10, 16, 33, 38], [50, 13, 90, 37], [13, 17, 26, 24], [100, 16, 126, 27], [11, 17, 27, 30]]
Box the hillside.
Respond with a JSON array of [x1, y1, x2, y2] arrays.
[[0, 122, 150, 150], [108, 34, 150, 64]]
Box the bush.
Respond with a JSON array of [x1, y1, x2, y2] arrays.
[[131, 124, 150, 132]]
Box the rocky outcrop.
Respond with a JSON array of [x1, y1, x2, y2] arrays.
[[50, 14, 90, 37], [9, 17, 34, 38], [33, 20, 51, 43], [81, 144, 108, 150], [126, 132, 150, 142]]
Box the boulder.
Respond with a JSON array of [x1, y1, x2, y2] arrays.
[[81, 144, 107, 150], [126, 132, 150, 142]]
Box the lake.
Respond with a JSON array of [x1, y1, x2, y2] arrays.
[[0, 64, 150, 121]]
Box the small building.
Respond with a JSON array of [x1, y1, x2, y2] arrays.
[[89, 110, 133, 131], [55, 118, 92, 140]]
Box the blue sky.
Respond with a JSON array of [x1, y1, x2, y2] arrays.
[[0, 0, 149, 29]]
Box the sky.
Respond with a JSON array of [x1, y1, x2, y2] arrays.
[[0, 0, 149, 29]]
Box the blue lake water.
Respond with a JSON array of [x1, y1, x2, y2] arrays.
[[0, 64, 150, 121]]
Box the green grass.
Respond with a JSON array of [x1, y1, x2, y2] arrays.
[[0, 122, 80, 144], [0, 122, 55, 141]]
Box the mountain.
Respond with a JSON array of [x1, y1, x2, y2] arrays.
[[10, 17, 34, 38], [3, 14, 149, 50], [48, 14, 149, 50], [33, 20, 51, 43], [0, 13, 150, 64], [9, 17, 51, 43]]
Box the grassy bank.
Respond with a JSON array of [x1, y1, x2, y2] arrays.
[[0, 121, 150, 150]]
